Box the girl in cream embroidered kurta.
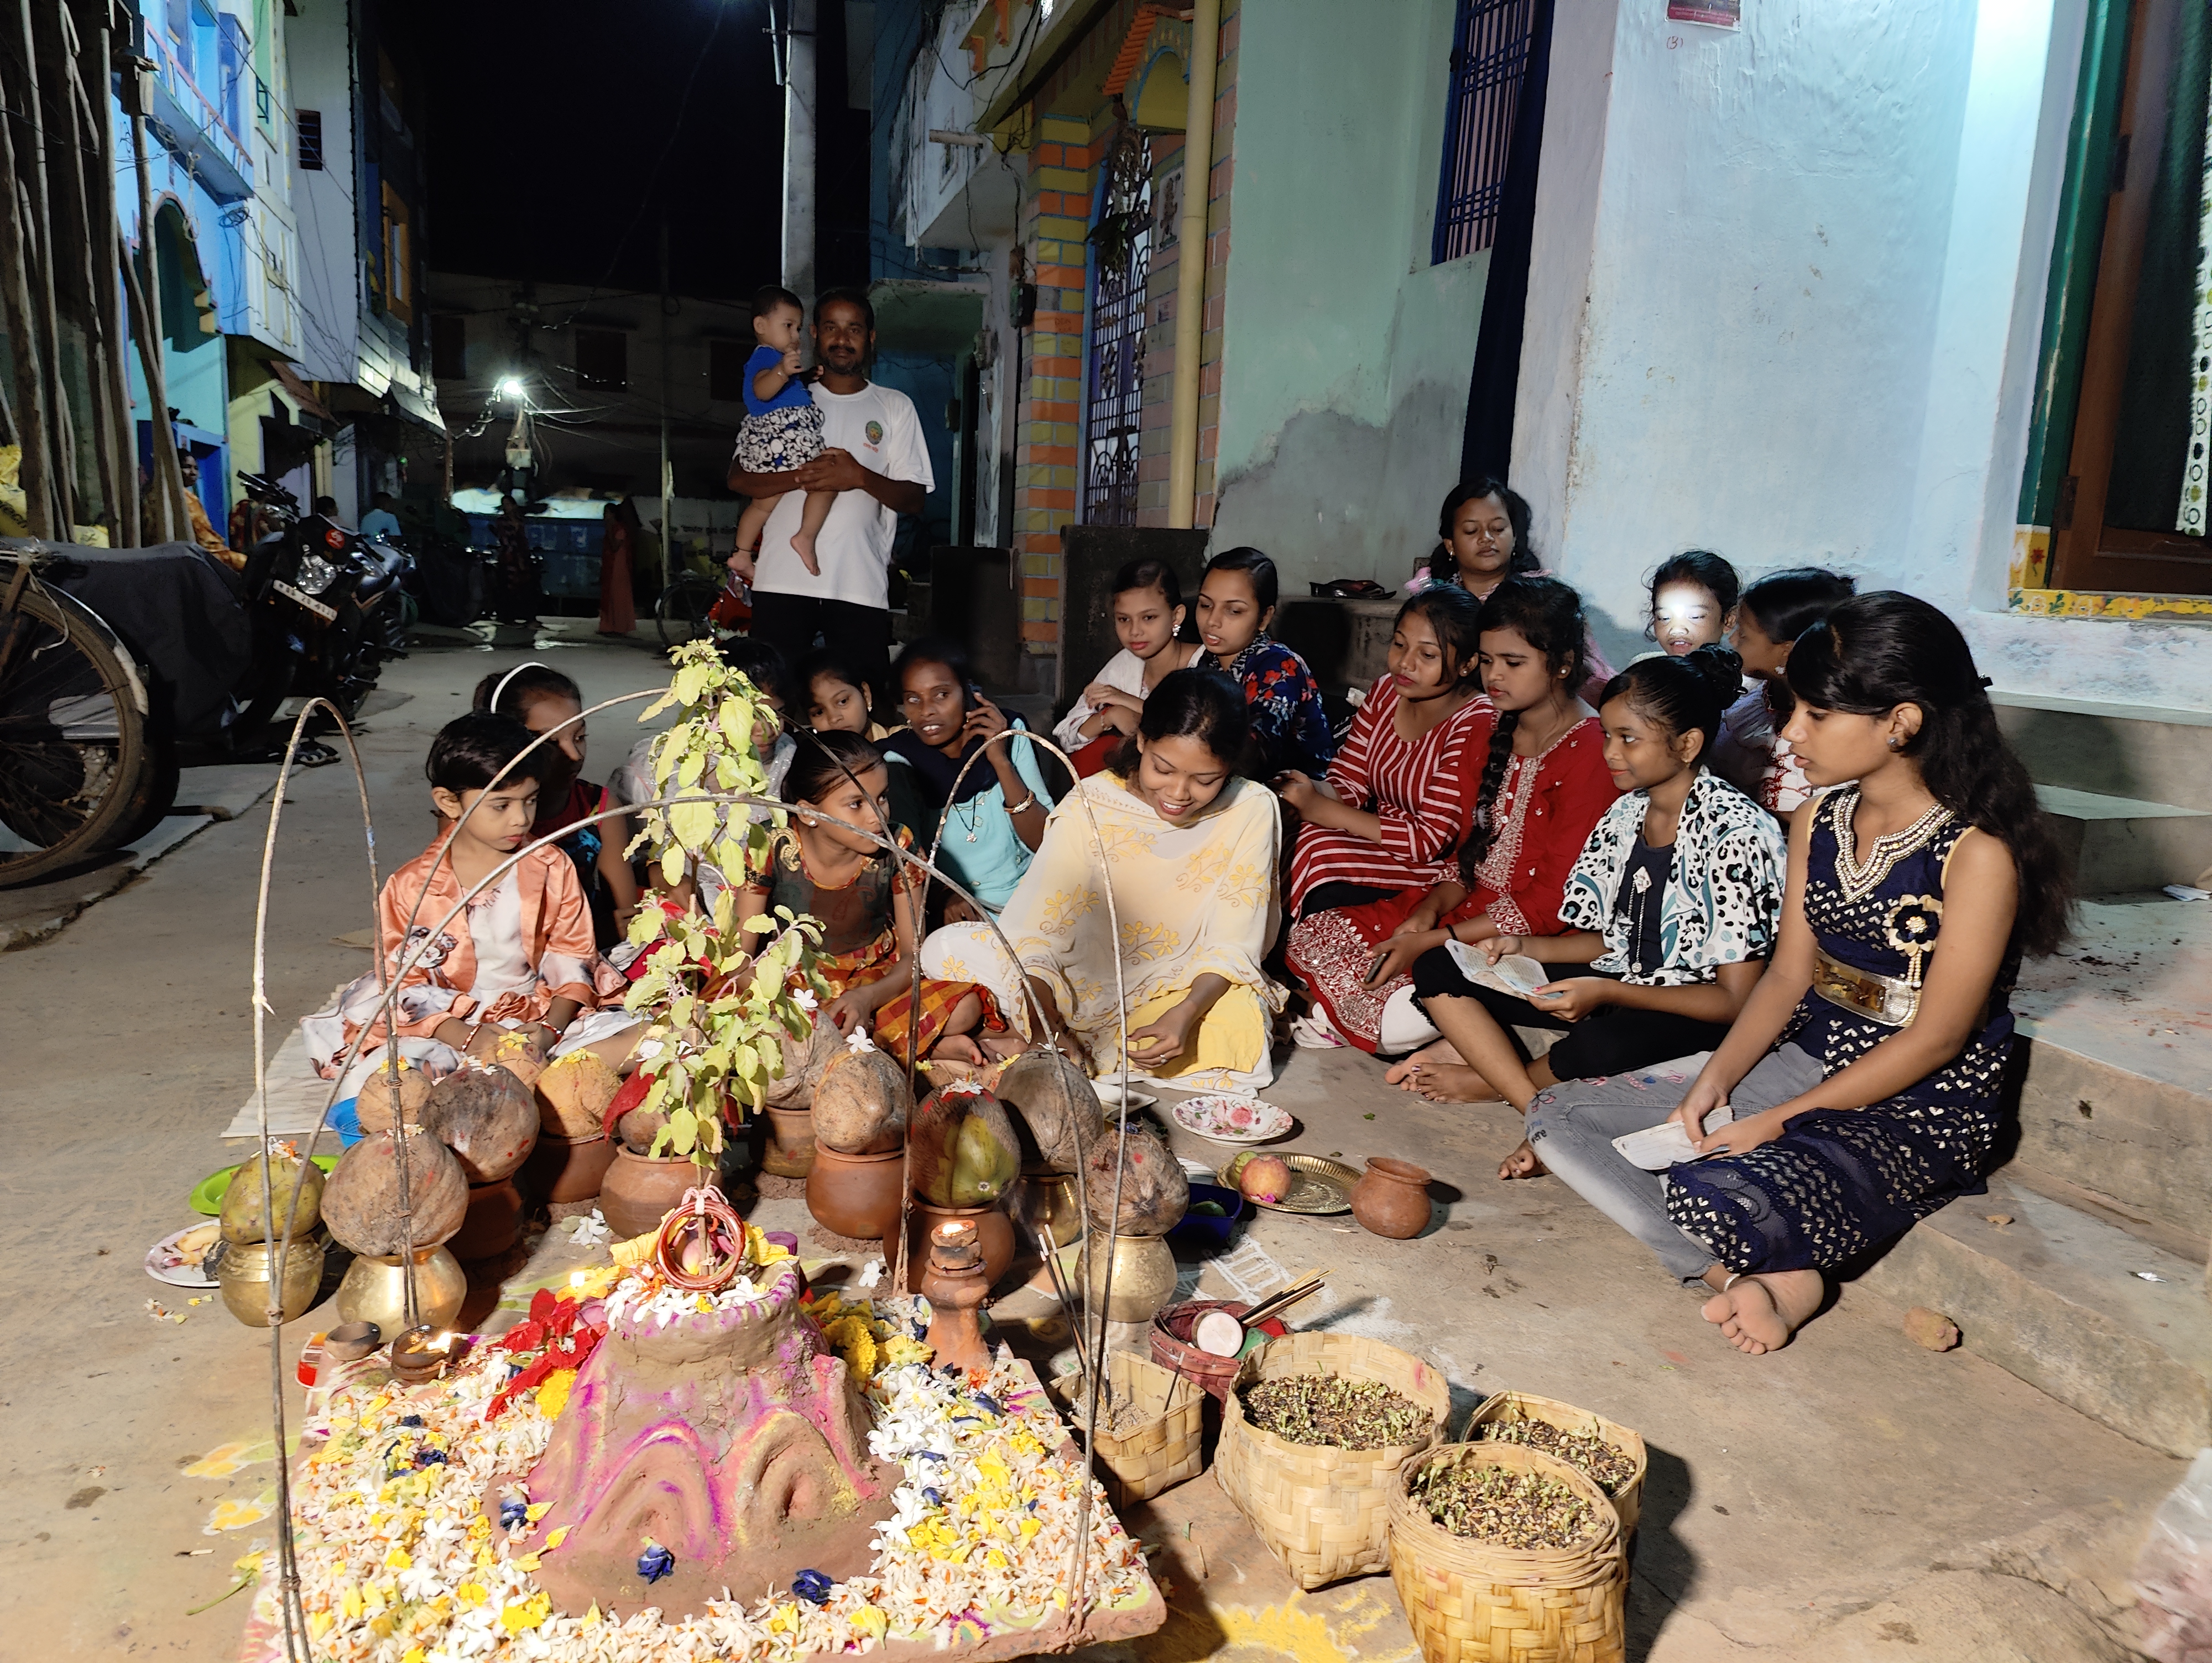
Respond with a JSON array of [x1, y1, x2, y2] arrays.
[[920, 772, 1285, 1092]]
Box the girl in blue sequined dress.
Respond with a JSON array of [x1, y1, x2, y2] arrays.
[[1524, 593, 2073, 1356]]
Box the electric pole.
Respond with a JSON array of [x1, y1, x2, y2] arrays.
[[781, 0, 816, 300]]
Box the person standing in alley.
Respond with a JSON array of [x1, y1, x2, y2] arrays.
[[359, 491, 403, 542], [727, 289, 932, 673], [597, 499, 639, 637]]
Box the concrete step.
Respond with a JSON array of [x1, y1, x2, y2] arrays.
[[2032, 783, 2212, 894], [1854, 1174, 2212, 1456], [1996, 691, 2212, 814]]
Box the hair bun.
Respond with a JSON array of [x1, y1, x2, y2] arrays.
[[1683, 642, 1745, 699]]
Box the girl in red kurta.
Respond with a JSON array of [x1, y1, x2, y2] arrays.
[[302, 714, 640, 1093], [1279, 585, 1494, 917], [1288, 578, 1616, 1054]]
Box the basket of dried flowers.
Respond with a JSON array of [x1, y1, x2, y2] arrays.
[[1390, 1441, 1626, 1663], [1214, 1330, 1450, 1589], [1462, 1390, 1647, 1535], [1048, 1350, 1204, 1509]]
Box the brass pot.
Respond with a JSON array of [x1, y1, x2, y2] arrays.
[[335, 1244, 467, 1333], [216, 1234, 328, 1328], [1078, 1231, 1179, 1325], [1010, 1167, 1083, 1248]]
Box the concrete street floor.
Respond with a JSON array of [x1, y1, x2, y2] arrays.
[[0, 634, 2185, 1662]]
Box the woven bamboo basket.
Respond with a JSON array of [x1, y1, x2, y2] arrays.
[[1389, 1442, 1626, 1663], [1213, 1330, 1451, 1589], [1462, 1390, 1648, 1535], [1048, 1351, 1204, 1509]]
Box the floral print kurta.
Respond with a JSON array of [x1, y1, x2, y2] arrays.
[[1225, 639, 1335, 777]]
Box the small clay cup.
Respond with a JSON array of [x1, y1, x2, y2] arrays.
[[1350, 1155, 1433, 1239]]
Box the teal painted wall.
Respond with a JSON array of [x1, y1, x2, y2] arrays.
[[1209, 0, 1484, 588]]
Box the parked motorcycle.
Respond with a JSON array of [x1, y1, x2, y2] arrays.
[[233, 473, 408, 730]]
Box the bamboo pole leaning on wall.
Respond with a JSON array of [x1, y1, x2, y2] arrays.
[[0, 85, 61, 537], [43, 0, 121, 540], [10, 0, 79, 531]]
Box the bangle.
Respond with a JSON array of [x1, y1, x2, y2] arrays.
[[1004, 794, 1038, 816]]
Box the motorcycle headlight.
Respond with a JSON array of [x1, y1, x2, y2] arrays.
[[295, 552, 340, 595]]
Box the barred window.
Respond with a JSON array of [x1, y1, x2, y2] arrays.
[[1432, 0, 1538, 264]]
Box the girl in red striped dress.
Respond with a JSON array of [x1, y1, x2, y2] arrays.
[[1286, 578, 1617, 1054]]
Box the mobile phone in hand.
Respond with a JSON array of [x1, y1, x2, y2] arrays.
[[1362, 950, 1392, 988]]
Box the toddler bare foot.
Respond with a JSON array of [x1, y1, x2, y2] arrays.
[[1497, 1139, 1547, 1181], [931, 1033, 985, 1065], [1384, 1038, 1460, 1087], [1700, 1269, 1821, 1355], [790, 527, 822, 577]]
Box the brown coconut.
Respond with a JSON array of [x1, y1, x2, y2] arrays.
[[615, 1106, 670, 1155], [993, 1046, 1104, 1173], [535, 1049, 623, 1138], [420, 1063, 539, 1183], [1081, 1124, 1187, 1237], [812, 1040, 914, 1154], [322, 1129, 468, 1254], [908, 1084, 1021, 1208], [480, 1027, 547, 1089], [354, 1057, 432, 1136], [761, 1016, 841, 1111]]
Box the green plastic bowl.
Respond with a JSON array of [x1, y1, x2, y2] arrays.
[[190, 1154, 341, 1217]]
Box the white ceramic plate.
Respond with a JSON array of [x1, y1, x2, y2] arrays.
[[147, 1224, 221, 1288], [1170, 1093, 1293, 1144], [1090, 1077, 1159, 1112]]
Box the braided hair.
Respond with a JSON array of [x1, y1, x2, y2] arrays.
[[1455, 577, 1590, 887]]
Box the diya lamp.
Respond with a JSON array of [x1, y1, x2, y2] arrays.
[[920, 1219, 992, 1375], [324, 1320, 383, 1362], [389, 1326, 463, 1384]]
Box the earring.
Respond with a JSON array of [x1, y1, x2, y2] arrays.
[[1886, 735, 1904, 751]]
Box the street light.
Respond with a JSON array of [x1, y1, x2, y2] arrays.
[[497, 376, 524, 401]]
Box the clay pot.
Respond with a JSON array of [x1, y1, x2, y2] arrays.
[[520, 1131, 617, 1205], [1349, 1156, 1433, 1240], [601, 1147, 713, 1239], [885, 1199, 1015, 1292], [448, 1176, 525, 1262], [216, 1235, 327, 1327], [334, 1244, 467, 1333], [920, 1220, 993, 1374], [806, 1143, 907, 1241], [759, 1105, 817, 1179]]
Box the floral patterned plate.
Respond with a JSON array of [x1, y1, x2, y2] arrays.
[[1170, 1093, 1293, 1144]]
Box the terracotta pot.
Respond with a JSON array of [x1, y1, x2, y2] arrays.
[[448, 1176, 525, 1262], [335, 1245, 467, 1333], [806, 1143, 907, 1241], [885, 1199, 1015, 1292], [601, 1147, 714, 1239], [759, 1105, 817, 1178], [1349, 1156, 1433, 1240], [520, 1131, 617, 1205]]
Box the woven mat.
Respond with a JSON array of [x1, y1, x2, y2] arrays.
[[221, 1023, 339, 1139]]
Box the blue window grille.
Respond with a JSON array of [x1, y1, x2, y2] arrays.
[[1431, 0, 1538, 264], [217, 14, 248, 134]]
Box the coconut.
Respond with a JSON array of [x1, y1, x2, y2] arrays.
[[812, 1039, 914, 1154], [420, 1063, 538, 1183], [1081, 1124, 1188, 1236], [761, 1016, 841, 1110], [993, 1046, 1104, 1173], [321, 1130, 468, 1254], [534, 1049, 623, 1138], [219, 1147, 325, 1244], [479, 1026, 547, 1088], [909, 1083, 1020, 1207], [354, 1056, 432, 1136]]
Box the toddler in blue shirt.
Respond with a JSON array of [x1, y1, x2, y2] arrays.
[[733, 285, 835, 575]]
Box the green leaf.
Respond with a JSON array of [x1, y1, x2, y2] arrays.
[[668, 1106, 698, 1152], [661, 845, 687, 888]]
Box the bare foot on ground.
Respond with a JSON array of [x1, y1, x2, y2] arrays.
[[1410, 1063, 1503, 1104], [1497, 1139, 1547, 1180], [1385, 1039, 1462, 1091], [1700, 1269, 1822, 1355]]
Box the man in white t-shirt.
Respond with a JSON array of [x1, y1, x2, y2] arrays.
[[726, 289, 933, 674]]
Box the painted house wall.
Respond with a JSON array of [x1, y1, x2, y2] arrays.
[[1208, 0, 1485, 587], [1516, 0, 2212, 709]]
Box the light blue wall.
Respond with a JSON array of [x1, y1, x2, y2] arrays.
[[1208, 0, 1483, 588]]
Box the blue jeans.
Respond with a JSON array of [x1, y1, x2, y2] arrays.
[[1524, 1044, 1826, 1284]]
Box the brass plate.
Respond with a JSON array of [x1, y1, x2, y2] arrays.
[[1217, 1151, 1358, 1215]]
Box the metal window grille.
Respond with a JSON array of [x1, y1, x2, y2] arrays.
[[1083, 132, 1154, 527], [1432, 0, 1538, 264], [298, 109, 324, 169]]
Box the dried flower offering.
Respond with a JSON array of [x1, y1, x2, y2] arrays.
[[1240, 1374, 1433, 1450], [1411, 1462, 1599, 1550], [1474, 1418, 1637, 1495]]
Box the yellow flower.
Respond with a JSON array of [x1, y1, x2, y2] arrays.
[[567, 1264, 623, 1299], [308, 1611, 335, 1639], [401, 1649, 426, 1663], [766, 1602, 799, 1634], [467, 1515, 493, 1542], [509, 1552, 541, 1573], [581, 1602, 602, 1629], [455, 1583, 488, 1608], [545, 1526, 570, 1551], [525, 1502, 550, 1522], [369, 1614, 395, 1638], [848, 1608, 888, 1639], [384, 1548, 412, 1570], [342, 1584, 364, 1619], [499, 1592, 552, 1634], [233, 1550, 265, 1578], [535, 1369, 577, 1421]]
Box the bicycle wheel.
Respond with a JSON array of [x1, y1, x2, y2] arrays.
[[0, 581, 153, 886], [656, 573, 724, 650]]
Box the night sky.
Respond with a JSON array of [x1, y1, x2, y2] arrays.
[[390, 0, 791, 301]]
